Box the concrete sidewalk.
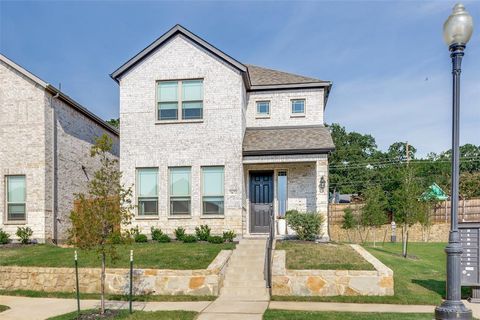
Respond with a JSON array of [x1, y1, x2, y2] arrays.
[[0, 295, 210, 320], [269, 300, 480, 318]]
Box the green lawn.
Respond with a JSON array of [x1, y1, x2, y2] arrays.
[[0, 305, 9, 313], [273, 242, 454, 305], [264, 310, 436, 320], [0, 289, 215, 301], [275, 241, 374, 270], [47, 309, 197, 320], [0, 242, 234, 269]]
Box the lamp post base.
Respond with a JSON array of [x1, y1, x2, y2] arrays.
[[435, 300, 472, 320]]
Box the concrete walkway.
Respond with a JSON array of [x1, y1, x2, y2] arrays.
[[269, 300, 480, 318], [0, 295, 209, 320]]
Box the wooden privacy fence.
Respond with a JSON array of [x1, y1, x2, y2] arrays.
[[329, 198, 480, 225]]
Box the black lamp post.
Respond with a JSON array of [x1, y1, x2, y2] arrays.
[[435, 3, 474, 320]]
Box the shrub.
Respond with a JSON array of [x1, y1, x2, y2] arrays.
[[157, 234, 171, 243], [0, 229, 10, 245], [208, 235, 224, 244], [195, 225, 211, 241], [222, 230, 236, 242], [151, 227, 164, 241], [182, 235, 197, 243], [16, 227, 33, 244], [134, 233, 148, 243], [174, 227, 186, 241], [285, 210, 324, 241]]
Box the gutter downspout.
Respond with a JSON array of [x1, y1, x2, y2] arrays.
[[51, 90, 59, 244]]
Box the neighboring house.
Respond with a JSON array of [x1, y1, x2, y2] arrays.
[[111, 25, 334, 239], [0, 54, 119, 243]]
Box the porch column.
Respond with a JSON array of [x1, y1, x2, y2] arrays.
[[316, 158, 329, 241]]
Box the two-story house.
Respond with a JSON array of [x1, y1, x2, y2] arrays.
[[111, 25, 334, 239], [0, 54, 119, 243]]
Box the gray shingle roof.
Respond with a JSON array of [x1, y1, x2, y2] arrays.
[[246, 64, 328, 87], [243, 126, 335, 156]]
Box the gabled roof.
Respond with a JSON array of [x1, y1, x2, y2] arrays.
[[243, 125, 335, 156], [0, 54, 118, 136], [110, 24, 332, 96], [110, 24, 249, 84]]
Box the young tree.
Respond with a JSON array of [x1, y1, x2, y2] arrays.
[[361, 186, 388, 247], [392, 165, 423, 258], [68, 134, 133, 314], [341, 207, 356, 243], [417, 200, 436, 242]]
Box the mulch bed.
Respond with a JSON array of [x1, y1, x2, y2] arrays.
[[77, 309, 122, 320]]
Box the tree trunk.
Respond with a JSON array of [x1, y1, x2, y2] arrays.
[[101, 252, 106, 314], [373, 227, 376, 247], [402, 226, 408, 258], [346, 230, 351, 243]]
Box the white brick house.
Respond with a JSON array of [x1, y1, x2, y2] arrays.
[[111, 25, 334, 239], [0, 54, 119, 243]]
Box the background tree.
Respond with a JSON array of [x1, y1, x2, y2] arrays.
[[391, 165, 423, 258], [68, 134, 133, 314], [361, 186, 388, 247], [341, 207, 356, 243], [106, 118, 120, 129], [417, 199, 436, 242]]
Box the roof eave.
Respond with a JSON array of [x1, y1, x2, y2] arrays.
[[248, 81, 331, 92], [110, 24, 248, 83], [243, 147, 335, 157], [45, 85, 119, 136]]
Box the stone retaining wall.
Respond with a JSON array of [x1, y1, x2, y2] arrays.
[[0, 250, 232, 296], [272, 245, 394, 296]]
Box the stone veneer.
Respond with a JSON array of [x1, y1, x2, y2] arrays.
[[0, 250, 232, 296], [272, 244, 394, 296]]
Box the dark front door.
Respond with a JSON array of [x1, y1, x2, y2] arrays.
[[250, 171, 273, 233]]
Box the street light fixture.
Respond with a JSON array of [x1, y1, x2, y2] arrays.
[[435, 3, 474, 320]]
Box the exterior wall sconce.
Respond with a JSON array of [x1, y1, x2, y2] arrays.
[[319, 176, 326, 193]]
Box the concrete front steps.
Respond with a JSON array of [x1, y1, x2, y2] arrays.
[[218, 238, 269, 301], [197, 238, 269, 320]]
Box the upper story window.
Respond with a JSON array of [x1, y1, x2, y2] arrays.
[[137, 168, 158, 216], [256, 101, 270, 116], [6, 175, 26, 221], [157, 80, 203, 121], [291, 99, 305, 115]]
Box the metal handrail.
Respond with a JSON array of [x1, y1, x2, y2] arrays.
[[264, 208, 275, 289]]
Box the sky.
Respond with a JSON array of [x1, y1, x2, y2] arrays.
[[1, 0, 479, 157]]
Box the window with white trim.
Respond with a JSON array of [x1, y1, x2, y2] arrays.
[[291, 99, 305, 114], [137, 168, 158, 216], [6, 175, 26, 221], [256, 101, 270, 116], [157, 80, 203, 121], [202, 166, 224, 215], [169, 167, 191, 215]]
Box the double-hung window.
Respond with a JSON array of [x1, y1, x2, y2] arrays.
[[137, 168, 158, 216], [256, 101, 270, 116], [202, 166, 224, 215], [157, 80, 203, 121], [291, 99, 305, 114], [6, 175, 26, 221], [170, 167, 191, 215]]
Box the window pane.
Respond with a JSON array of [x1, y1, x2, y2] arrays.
[[8, 204, 25, 220], [182, 80, 203, 101], [138, 168, 157, 197], [278, 171, 287, 217], [158, 82, 178, 102], [158, 102, 178, 120], [257, 102, 269, 114], [203, 167, 224, 196], [170, 167, 190, 196], [292, 100, 305, 113], [171, 198, 191, 215], [7, 176, 25, 203], [203, 196, 224, 215], [182, 102, 203, 120], [139, 198, 157, 215]]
